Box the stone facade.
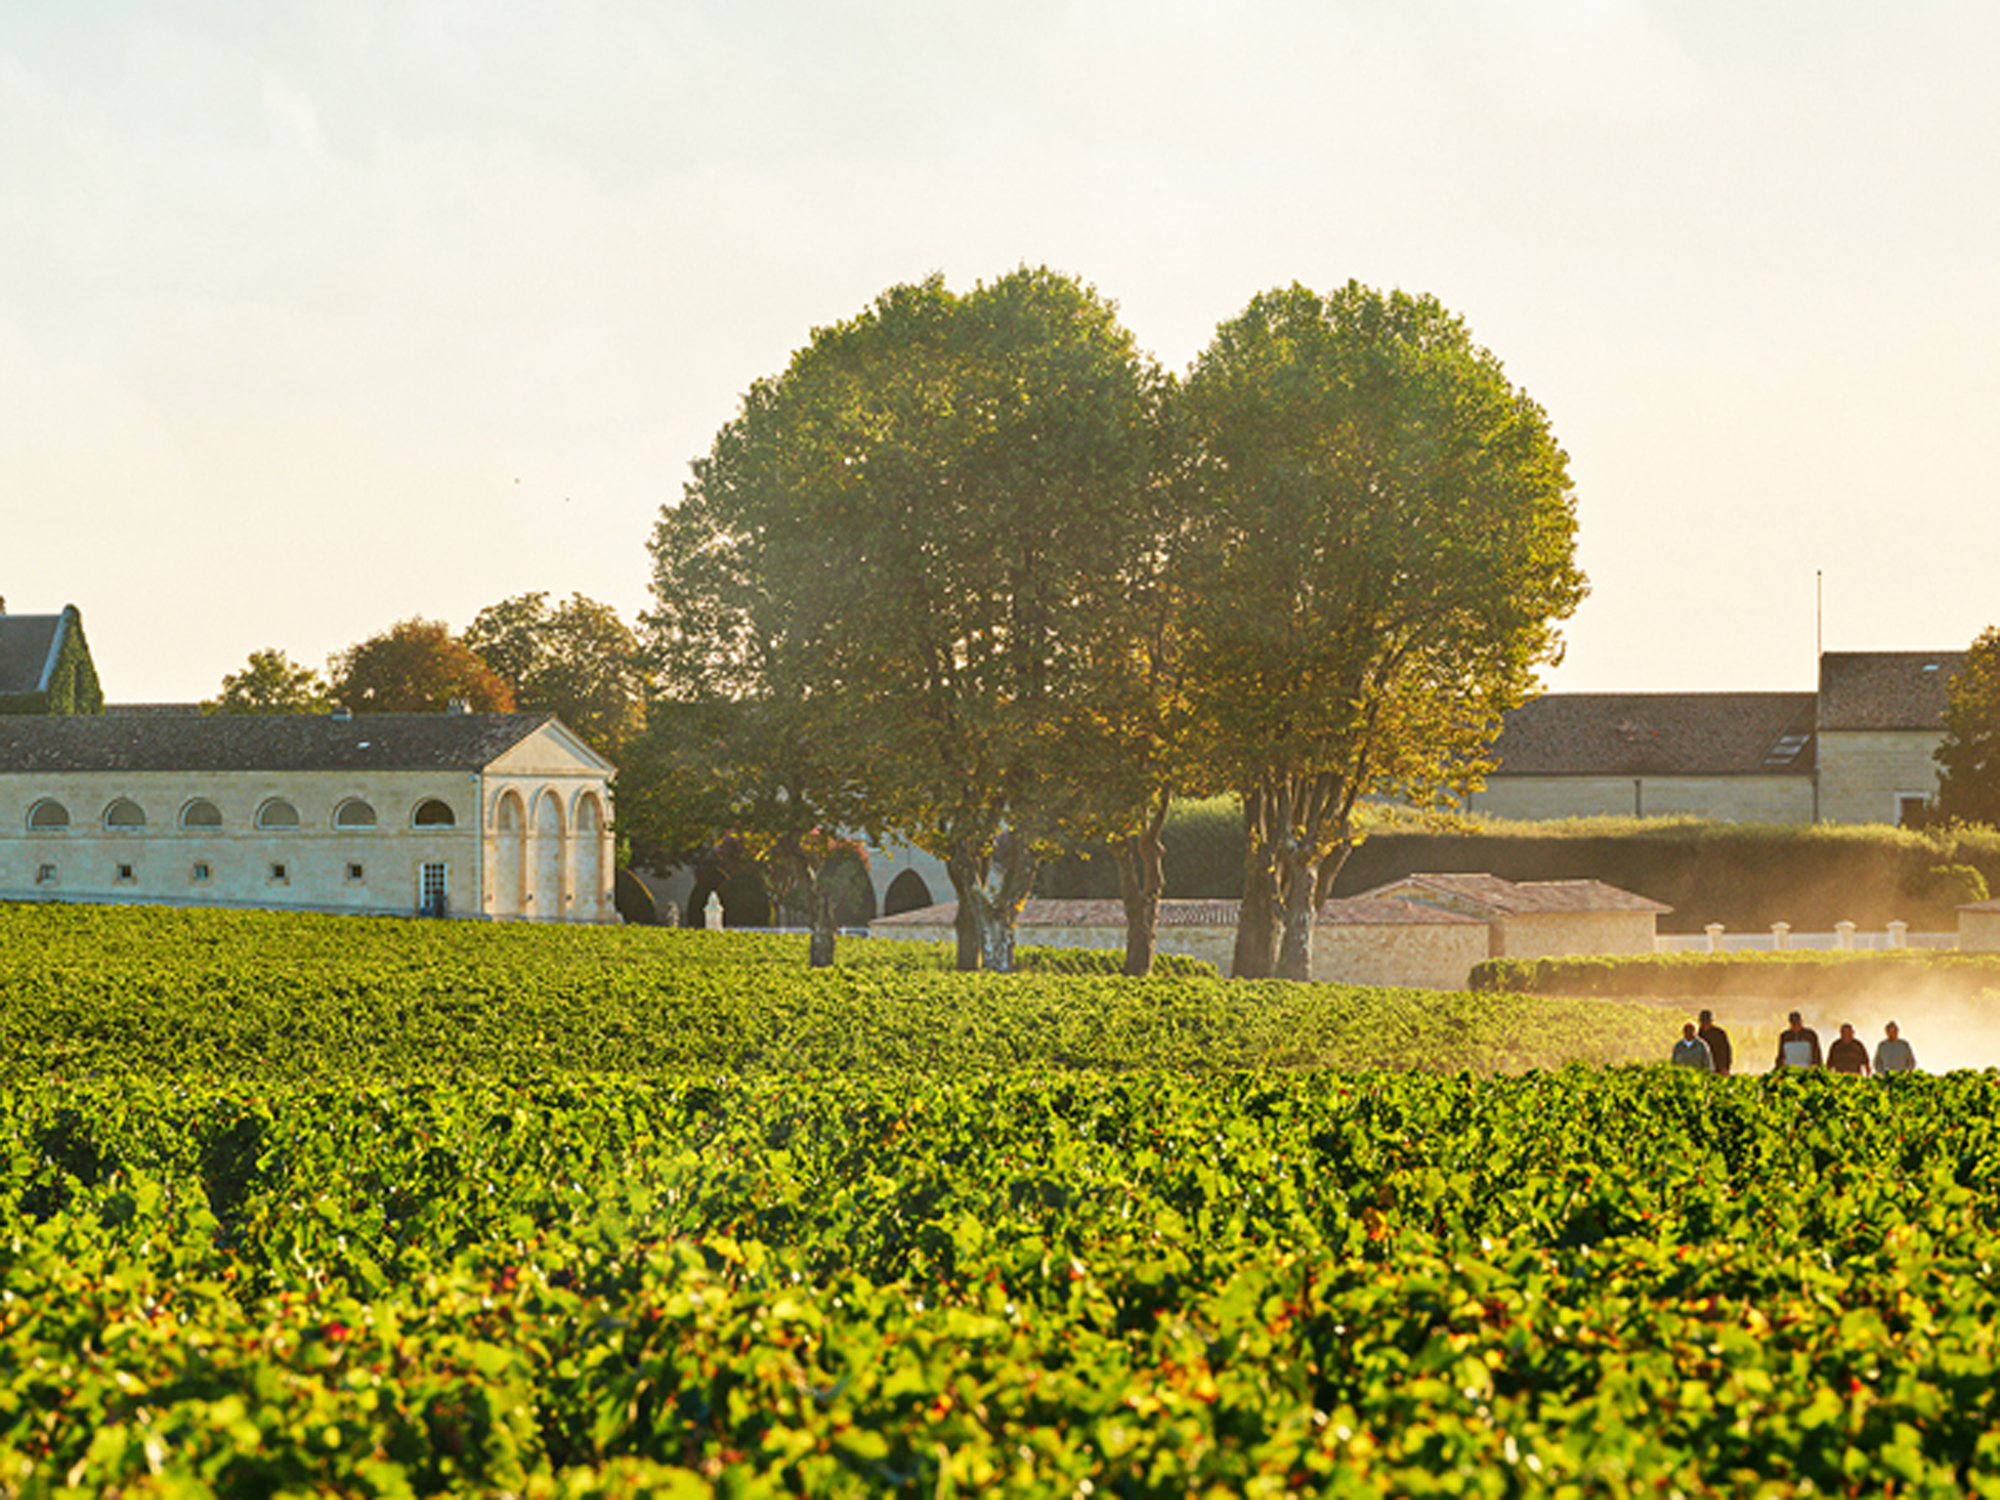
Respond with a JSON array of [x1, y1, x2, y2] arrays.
[[1959, 900, 2000, 954], [1356, 873, 1669, 960], [1813, 730, 1948, 827], [0, 713, 616, 922]]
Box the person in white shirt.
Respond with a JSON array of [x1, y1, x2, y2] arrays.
[[1874, 1020, 1917, 1075]]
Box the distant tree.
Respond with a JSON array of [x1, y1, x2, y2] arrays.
[[651, 268, 1161, 973], [327, 618, 515, 714], [464, 592, 645, 756], [1180, 282, 1586, 981], [204, 649, 332, 715], [1934, 625, 2000, 828]]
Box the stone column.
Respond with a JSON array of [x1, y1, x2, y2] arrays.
[[1771, 921, 1791, 952]]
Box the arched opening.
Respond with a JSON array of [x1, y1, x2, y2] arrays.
[[492, 791, 527, 918], [531, 790, 565, 921], [883, 869, 935, 916], [414, 799, 456, 828], [572, 792, 606, 922], [181, 799, 222, 829], [27, 799, 70, 831], [333, 798, 378, 829], [256, 798, 300, 830], [105, 798, 147, 829]]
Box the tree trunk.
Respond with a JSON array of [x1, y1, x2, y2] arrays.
[[1114, 788, 1170, 977], [1232, 786, 1279, 979], [1273, 841, 1319, 982], [948, 829, 1039, 975], [945, 850, 983, 971], [805, 875, 838, 968]]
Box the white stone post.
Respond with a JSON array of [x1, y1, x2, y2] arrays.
[[1887, 920, 1908, 950], [1705, 923, 1725, 953], [705, 900, 723, 930], [1835, 921, 1856, 951], [1771, 921, 1791, 951]]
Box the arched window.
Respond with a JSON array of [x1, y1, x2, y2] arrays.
[[105, 798, 147, 829], [413, 799, 456, 828], [256, 798, 300, 830], [333, 798, 378, 829], [181, 799, 222, 829], [27, 799, 70, 831]]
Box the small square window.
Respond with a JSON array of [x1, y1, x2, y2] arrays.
[[192, 862, 211, 882], [346, 862, 365, 882], [115, 863, 135, 883], [36, 864, 57, 886], [269, 862, 289, 884]]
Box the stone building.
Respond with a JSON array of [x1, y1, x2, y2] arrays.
[[1468, 650, 1963, 826], [0, 603, 103, 715], [0, 711, 615, 922], [1355, 872, 1670, 960]]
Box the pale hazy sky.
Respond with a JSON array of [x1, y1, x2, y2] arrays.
[[6, 1, 1999, 703]]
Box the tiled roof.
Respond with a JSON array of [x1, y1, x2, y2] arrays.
[[871, 897, 1481, 929], [0, 614, 64, 698], [1486, 692, 1818, 778], [1818, 651, 1963, 731], [1360, 872, 1672, 916], [0, 712, 559, 774]]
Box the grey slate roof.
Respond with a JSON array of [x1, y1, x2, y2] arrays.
[[1818, 652, 1963, 731], [0, 712, 560, 774], [0, 614, 64, 697], [1487, 692, 1818, 778]]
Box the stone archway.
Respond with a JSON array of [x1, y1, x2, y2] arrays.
[[531, 789, 565, 921], [883, 868, 935, 916], [572, 792, 606, 922], [493, 791, 527, 918]]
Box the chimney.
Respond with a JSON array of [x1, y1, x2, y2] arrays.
[[446, 698, 469, 715], [331, 706, 353, 721]]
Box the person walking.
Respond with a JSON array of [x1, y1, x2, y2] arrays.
[[1874, 1020, 1918, 1075], [1697, 1008, 1733, 1077], [1672, 1021, 1715, 1072], [1774, 1011, 1823, 1070], [1826, 1022, 1870, 1075]]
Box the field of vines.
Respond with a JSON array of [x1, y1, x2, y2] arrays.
[[6, 905, 2000, 1496]]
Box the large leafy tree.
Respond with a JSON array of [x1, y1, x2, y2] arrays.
[[1180, 282, 1586, 981], [328, 618, 515, 714], [1934, 626, 2000, 828], [204, 649, 331, 715], [464, 592, 646, 757], [649, 267, 1161, 971]]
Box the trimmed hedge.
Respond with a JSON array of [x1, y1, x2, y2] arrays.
[[1471, 949, 2000, 1003]]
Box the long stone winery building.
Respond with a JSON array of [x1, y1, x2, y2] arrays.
[[0, 712, 616, 922]]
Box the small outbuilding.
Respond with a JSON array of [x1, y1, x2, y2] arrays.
[[1354, 872, 1670, 959], [1958, 897, 2000, 954]]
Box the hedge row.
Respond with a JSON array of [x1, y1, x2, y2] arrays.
[[1471, 948, 2000, 1003], [1043, 805, 2000, 935]]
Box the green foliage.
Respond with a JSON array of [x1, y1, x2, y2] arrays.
[[1470, 948, 2000, 1003], [613, 866, 660, 925], [1936, 624, 2000, 828], [328, 616, 515, 714], [0, 604, 102, 715], [202, 647, 332, 714], [464, 591, 646, 757], [0, 904, 1663, 1080]]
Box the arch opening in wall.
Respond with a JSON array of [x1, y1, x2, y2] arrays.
[[105, 798, 147, 829], [883, 869, 935, 916], [414, 798, 456, 828], [27, 799, 70, 831], [181, 799, 222, 829], [334, 797, 378, 829], [532, 790, 564, 920], [256, 798, 300, 830], [492, 790, 527, 918], [573, 791, 607, 922]]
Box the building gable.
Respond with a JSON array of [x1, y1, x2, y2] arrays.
[[0, 605, 103, 715], [484, 719, 616, 778]]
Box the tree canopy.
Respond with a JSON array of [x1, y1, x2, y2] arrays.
[[1935, 625, 2000, 828], [649, 267, 1162, 971], [465, 592, 645, 757], [1179, 282, 1586, 980], [328, 618, 515, 715], [204, 649, 330, 715]]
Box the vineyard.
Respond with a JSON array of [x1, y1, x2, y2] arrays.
[[4, 906, 1999, 1495]]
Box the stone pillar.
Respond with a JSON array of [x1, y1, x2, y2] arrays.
[[1887, 920, 1908, 950], [1771, 922, 1791, 952], [1705, 923, 1725, 953], [1835, 921, 1856, 951]]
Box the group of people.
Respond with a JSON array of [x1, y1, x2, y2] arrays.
[[1669, 1009, 1918, 1076]]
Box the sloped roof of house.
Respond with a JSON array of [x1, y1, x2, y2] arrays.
[[1486, 692, 1818, 778], [1359, 872, 1672, 916], [871, 896, 1483, 929], [1818, 651, 1964, 731], [0, 711, 571, 774], [0, 612, 68, 698]]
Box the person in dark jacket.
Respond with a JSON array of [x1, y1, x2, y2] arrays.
[[1774, 1011, 1823, 1070], [1826, 1022, 1870, 1075], [1696, 1008, 1733, 1077]]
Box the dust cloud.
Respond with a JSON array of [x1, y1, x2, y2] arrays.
[[1661, 978, 2000, 1075]]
